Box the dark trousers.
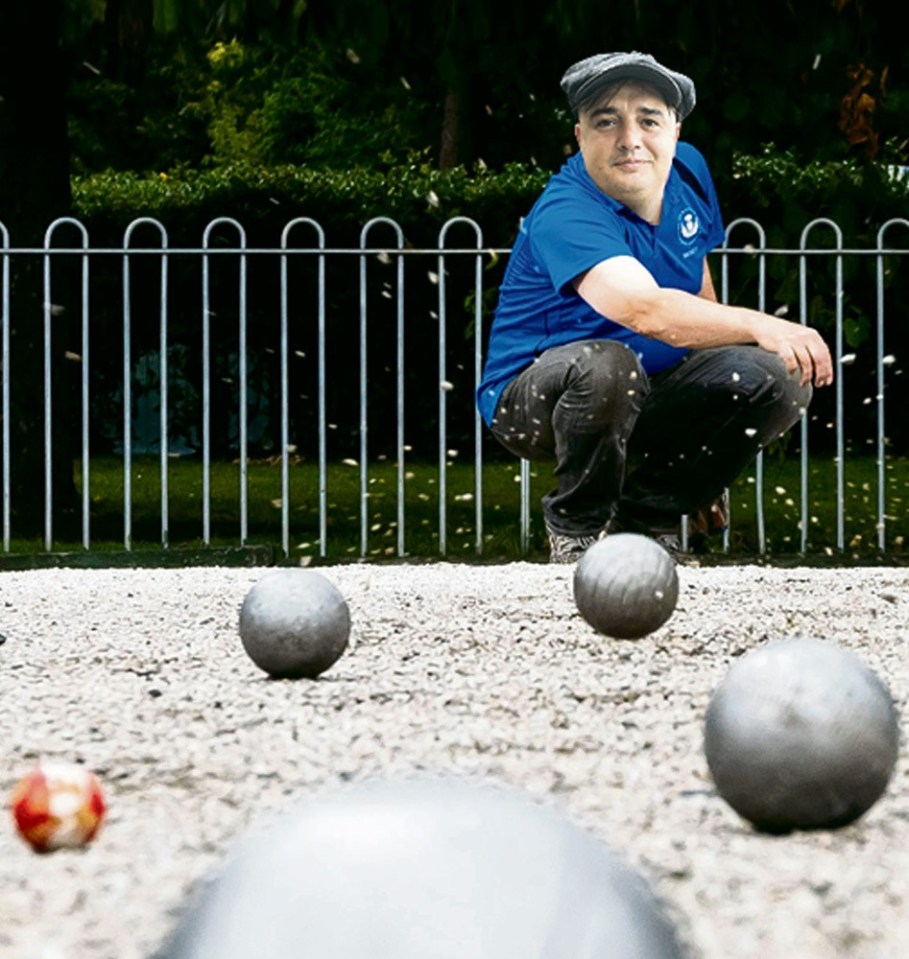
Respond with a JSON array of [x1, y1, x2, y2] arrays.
[[489, 340, 812, 537]]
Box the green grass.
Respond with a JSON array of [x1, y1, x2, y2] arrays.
[[66, 455, 540, 561], [724, 452, 909, 559], [9, 453, 909, 565]]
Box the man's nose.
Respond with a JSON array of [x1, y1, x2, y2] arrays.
[[616, 123, 643, 151]]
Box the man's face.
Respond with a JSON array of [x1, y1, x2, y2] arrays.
[[574, 81, 680, 218]]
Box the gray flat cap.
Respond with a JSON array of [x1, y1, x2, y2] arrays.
[[561, 51, 696, 119]]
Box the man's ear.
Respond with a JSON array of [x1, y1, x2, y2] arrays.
[[574, 122, 581, 146]]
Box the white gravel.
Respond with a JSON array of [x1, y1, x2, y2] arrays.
[[2, 561, 909, 959]]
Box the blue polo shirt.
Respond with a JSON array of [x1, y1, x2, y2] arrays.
[[477, 142, 725, 426]]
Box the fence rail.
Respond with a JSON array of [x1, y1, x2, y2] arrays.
[[2, 215, 908, 562]]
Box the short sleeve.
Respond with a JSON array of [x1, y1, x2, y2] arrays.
[[528, 191, 633, 294]]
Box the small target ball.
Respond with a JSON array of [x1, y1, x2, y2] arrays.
[[704, 637, 900, 833], [573, 533, 679, 639], [156, 778, 689, 959], [11, 762, 106, 853], [239, 568, 350, 679]]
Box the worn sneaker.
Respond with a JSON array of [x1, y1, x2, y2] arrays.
[[546, 527, 599, 565], [607, 517, 699, 566], [655, 532, 701, 567]]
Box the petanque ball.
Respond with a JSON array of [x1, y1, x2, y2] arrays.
[[238, 568, 350, 679], [573, 533, 679, 639], [154, 778, 690, 959], [704, 636, 900, 833]]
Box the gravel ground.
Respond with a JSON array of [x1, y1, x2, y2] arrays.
[[2, 560, 909, 959]]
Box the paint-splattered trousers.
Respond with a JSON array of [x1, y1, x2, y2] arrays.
[[488, 340, 812, 538]]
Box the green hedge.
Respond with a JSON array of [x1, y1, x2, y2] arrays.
[[71, 161, 551, 248], [70, 151, 909, 247], [726, 147, 909, 244]]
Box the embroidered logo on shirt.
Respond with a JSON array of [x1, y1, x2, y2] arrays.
[[678, 208, 700, 244]]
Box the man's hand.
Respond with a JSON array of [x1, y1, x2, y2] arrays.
[[752, 316, 833, 388]]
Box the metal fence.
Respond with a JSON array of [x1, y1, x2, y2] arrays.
[[1, 214, 908, 561]]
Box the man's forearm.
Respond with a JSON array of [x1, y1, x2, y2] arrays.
[[574, 256, 833, 386], [630, 287, 761, 348]]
